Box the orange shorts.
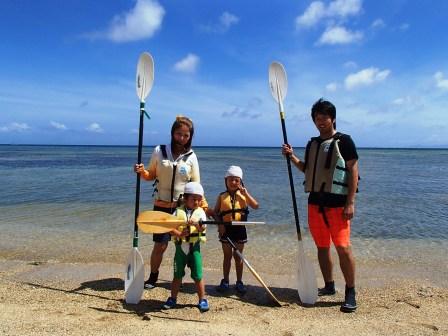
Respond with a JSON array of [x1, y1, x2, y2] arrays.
[[308, 204, 351, 248]]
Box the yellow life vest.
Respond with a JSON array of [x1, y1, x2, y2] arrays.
[[304, 134, 348, 195], [172, 207, 207, 243], [217, 191, 249, 222]]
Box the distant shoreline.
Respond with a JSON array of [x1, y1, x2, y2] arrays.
[[1, 144, 447, 150]]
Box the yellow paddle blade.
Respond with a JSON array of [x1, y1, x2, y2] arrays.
[[137, 210, 184, 234]]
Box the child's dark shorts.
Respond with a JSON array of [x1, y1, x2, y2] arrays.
[[219, 225, 247, 244]]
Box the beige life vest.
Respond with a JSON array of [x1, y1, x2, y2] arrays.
[[153, 145, 197, 203], [304, 134, 349, 195]]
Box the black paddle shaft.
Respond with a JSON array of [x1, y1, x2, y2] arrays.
[[280, 115, 303, 241], [133, 102, 145, 247]]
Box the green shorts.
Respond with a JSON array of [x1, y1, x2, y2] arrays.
[[173, 242, 203, 281]]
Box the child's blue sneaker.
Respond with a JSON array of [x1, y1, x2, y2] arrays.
[[235, 280, 247, 295], [162, 297, 177, 310], [215, 279, 230, 293], [198, 298, 209, 312]]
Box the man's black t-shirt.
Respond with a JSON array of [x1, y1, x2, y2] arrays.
[[307, 133, 358, 207]]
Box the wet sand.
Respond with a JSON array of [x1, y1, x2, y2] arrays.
[[1, 257, 447, 336]]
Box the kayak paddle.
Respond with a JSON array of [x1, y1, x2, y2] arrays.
[[268, 61, 318, 305], [226, 236, 282, 307], [124, 52, 154, 304], [137, 210, 265, 234]]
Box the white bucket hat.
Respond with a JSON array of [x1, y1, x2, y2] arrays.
[[184, 181, 204, 197], [225, 165, 243, 179]]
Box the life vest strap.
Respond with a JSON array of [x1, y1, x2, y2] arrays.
[[332, 180, 348, 187], [304, 139, 312, 170], [219, 208, 249, 221], [160, 144, 193, 162], [336, 165, 348, 172], [324, 133, 342, 169]]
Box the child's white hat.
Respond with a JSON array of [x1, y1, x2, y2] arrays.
[[225, 165, 243, 179], [184, 181, 204, 197]]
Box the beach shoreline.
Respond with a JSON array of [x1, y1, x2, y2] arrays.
[[1, 258, 447, 336]]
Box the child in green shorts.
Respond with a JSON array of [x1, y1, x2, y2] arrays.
[[162, 181, 209, 312]]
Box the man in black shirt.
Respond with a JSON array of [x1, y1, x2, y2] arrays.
[[282, 98, 359, 313]]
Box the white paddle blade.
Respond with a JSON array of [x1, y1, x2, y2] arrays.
[[296, 240, 318, 304], [136, 52, 154, 102], [124, 247, 145, 304], [268, 62, 288, 103]]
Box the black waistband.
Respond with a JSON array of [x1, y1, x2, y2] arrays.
[[308, 192, 347, 207]]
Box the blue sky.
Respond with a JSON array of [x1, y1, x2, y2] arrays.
[[1, 0, 448, 148]]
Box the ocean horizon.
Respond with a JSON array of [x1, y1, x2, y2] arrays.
[[1, 143, 448, 150]]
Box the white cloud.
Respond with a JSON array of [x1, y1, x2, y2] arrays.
[[220, 12, 239, 30], [50, 121, 67, 130], [221, 97, 262, 119], [434, 72, 448, 90], [296, 0, 362, 28], [0, 122, 31, 132], [173, 54, 200, 73], [391, 96, 424, 110], [326, 82, 338, 92], [345, 67, 391, 90], [86, 123, 104, 133], [318, 26, 363, 45], [201, 11, 239, 33], [371, 19, 385, 29], [296, 1, 326, 27], [393, 98, 405, 105], [85, 0, 165, 42], [344, 61, 358, 69], [392, 96, 415, 106], [327, 0, 362, 17]]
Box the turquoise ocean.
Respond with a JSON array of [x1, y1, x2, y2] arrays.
[[1, 145, 447, 285]]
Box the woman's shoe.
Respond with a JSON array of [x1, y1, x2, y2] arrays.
[[144, 271, 159, 289]]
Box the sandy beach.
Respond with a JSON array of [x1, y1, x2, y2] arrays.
[[1, 256, 447, 336]]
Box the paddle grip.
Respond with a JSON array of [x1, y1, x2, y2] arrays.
[[280, 116, 302, 241]]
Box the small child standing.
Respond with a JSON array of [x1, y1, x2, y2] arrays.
[[163, 181, 209, 312], [214, 166, 259, 294]]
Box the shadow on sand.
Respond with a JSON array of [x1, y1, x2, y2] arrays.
[[24, 276, 342, 323]]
